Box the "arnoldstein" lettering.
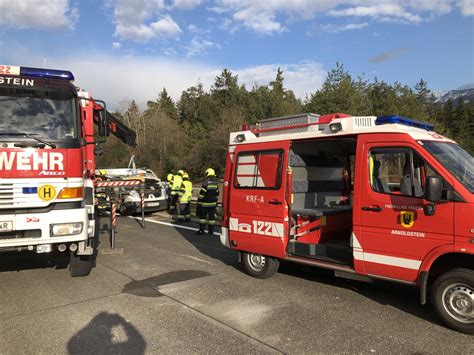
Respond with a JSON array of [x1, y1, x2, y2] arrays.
[[0, 151, 64, 171]]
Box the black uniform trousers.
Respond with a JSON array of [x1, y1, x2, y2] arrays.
[[198, 206, 216, 233]]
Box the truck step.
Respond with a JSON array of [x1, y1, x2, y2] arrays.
[[287, 241, 353, 266]]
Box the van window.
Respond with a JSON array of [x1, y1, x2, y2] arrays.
[[369, 147, 442, 198], [234, 150, 283, 189]]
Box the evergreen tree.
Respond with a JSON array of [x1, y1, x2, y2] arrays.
[[414, 78, 431, 103]]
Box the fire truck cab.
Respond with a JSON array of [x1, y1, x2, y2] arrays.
[[221, 113, 474, 334], [0, 64, 135, 277]]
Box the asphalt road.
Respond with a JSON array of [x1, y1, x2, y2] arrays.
[[0, 214, 472, 354]]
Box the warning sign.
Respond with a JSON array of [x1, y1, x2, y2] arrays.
[[38, 185, 56, 201]]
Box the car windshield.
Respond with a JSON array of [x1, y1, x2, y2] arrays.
[[0, 95, 77, 140], [421, 141, 474, 193]]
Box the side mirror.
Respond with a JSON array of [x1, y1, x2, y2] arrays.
[[98, 109, 109, 137], [425, 176, 443, 202]]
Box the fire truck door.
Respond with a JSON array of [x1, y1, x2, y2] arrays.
[[228, 141, 290, 259], [356, 140, 454, 282]]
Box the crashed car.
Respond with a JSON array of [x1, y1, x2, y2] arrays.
[[95, 166, 168, 215], [118, 176, 168, 215]]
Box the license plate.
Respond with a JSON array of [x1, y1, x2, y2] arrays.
[[147, 202, 160, 207], [0, 221, 13, 233]]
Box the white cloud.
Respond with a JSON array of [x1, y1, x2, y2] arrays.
[[112, 42, 122, 49], [172, 0, 203, 10], [320, 22, 368, 33], [4, 50, 325, 110], [459, 0, 474, 15], [213, 1, 472, 35], [327, 4, 423, 23], [151, 15, 182, 37], [185, 37, 217, 56], [0, 0, 78, 29], [235, 61, 326, 99], [109, 0, 181, 42]]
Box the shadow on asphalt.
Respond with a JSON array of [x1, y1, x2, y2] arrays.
[[0, 251, 70, 272], [171, 220, 241, 271], [277, 261, 442, 328], [67, 312, 146, 354], [0, 214, 105, 275], [122, 270, 212, 298], [169, 220, 442, 329]]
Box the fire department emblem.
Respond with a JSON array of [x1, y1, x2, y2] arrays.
[[400, 211, 415, 229]]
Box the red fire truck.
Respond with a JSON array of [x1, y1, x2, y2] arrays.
[[0, 64, 136, 277], [220, 113, 473, 334]]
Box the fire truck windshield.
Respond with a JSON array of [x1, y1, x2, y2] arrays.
[[0, 95, 77, 141], [422, 141, 474, 193]]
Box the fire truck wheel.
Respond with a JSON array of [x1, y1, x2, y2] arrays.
[[69, 253, 93, 277], [431, 268, 473, 335], [242, 252, 279, 279]]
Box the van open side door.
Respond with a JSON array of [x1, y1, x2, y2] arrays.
[[227, 141, 290, 258]]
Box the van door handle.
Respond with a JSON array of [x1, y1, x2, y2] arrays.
[[362, 206, 383, 212], [269, 199, 283, 205]]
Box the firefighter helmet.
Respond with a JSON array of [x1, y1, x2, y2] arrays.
[[205, 168, 216, 177], [178, 169, 185, 176], [182, 173, 189, 179], [167, 173, 173, 182]]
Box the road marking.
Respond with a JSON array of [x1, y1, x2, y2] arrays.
[[128, 216, 221, 236]]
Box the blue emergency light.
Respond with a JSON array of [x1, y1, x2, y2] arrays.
[[375, 115, 434, 131], [20, 66, 74, 81], [22, 187, 38, 194]]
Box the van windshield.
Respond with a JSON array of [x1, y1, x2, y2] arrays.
[[421, 141, 474, 193]]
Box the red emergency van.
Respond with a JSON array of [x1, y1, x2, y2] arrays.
[[220, 113, 473, 334]]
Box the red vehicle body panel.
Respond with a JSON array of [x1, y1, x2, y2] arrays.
[[225, 128, 473, 285], [0, 148, 83, 178]]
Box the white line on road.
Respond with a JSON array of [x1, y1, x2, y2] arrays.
[[128, 216, 221, 236]]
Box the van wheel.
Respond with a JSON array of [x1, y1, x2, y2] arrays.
[[69, 252, 93, 277], [431, 268, 473, 335], [242, 252, 279, 279]]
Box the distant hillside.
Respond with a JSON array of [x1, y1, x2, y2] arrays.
[[435, 88, 474, 104]]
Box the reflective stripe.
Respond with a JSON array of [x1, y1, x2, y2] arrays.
[[199, 219, 207, 223], [352, 233, 421, 270], [208, 220, 216, 225], [201, 202, 217, 207]]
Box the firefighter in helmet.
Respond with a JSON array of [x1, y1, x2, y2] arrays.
[[170, 170, 184, 215], [196, 168, 219, 234], [178, 173, 193, 222], [166, 173, 174, 213]]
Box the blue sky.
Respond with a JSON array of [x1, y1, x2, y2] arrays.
[[0, 0, 473, 110]]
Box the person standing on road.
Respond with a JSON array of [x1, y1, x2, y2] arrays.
[[170, 170, 184, 215], [178, 173, 193, 222], [196, 168, 219, 235], [166, 173, 174, 213]]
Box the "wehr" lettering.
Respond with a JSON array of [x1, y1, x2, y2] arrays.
[[0, 152, 64, 171]]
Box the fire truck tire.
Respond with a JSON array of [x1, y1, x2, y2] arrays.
[[69, 253, 93, 277], [431, 268, 473, 335], [242, 252, 279, 279]]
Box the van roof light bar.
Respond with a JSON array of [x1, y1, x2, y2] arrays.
[[375, 115, 434, 131]]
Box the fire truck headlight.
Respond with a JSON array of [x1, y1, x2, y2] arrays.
[[58, 187, 84, 199], [51, 222, 83, 237]]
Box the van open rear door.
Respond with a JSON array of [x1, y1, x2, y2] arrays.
[[226, 141, 290, 258]]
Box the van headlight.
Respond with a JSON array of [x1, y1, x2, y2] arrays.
[[50, 222, 83, 237]]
